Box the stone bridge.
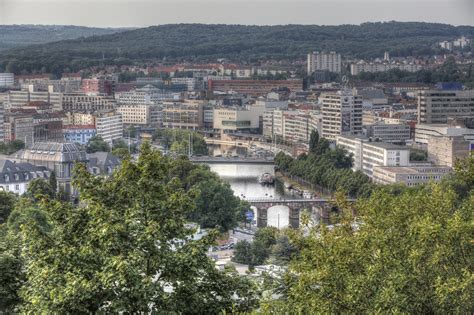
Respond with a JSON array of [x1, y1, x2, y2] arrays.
[[246, 198, 355, 228]]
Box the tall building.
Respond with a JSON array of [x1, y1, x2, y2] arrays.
[[95, 110, 123, 144], [417, 90, 474, 124], [4, 114, 34, 147], [307, 51, 341, 74], [320, 90, 362, 140], [117, 104, 161, 126], [6, 89, 62, 111], [263, 109, 321, 144]]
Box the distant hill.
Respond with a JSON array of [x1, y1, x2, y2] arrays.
[[0, 25, 132, 51], [0, 22, 472, 76]]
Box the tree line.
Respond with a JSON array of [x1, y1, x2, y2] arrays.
[[1, 22, 472, 76]]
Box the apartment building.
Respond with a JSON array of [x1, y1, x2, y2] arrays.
[[63, 125, 97, 145], [337, 135, 410, 177], [3, 114, 34, 147], [427, 135, 472, 167], [373, 165, 452, 186], [95, 110, 123, 144], [417, 89, 474, 124], [116, 85, 180, 105], [0, 159, 50, 195], [162, 100, 205, 129], [263, 109, 321, 144], [62, 93, 116, 112], [0, 73, 14, 87], [6, 89, 62, 111], [350, 61, 422, 75], [82, 78, 115, 96], [0, 102, 4, 142], [64, 112, 96, 126], [364, 122, 411, 143], [321, 90, 362, 141], [208, 80, 303, 97], [307, 51, 341, 74]]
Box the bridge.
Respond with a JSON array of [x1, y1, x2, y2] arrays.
[[189, 156, 274, 164], [245, 198, 356, 228]]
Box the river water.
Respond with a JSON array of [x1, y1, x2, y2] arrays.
[[208, 163, 301, 200]]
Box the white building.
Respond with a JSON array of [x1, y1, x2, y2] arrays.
[[373, 165, 452, 187], [337, 135, 410, 177], [6, 89, 62, 111], [0, 73, 14, 87], [350, 61, 422, 76], [95, 110, 123, 144], [320, 90, 362, 141], [263, 109, 322, 144], [364, 122, 411, 143], [117, 104, 161, 126], [307, 51, 341, 74], [0, 159, 50, 195], [415, 122, 474, 145], [453, 36, 471, 48], [213, 106, 262, 132]]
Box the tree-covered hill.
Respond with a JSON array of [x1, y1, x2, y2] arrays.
[[0, 25, 132, 52], [0, 22, 472, 76]]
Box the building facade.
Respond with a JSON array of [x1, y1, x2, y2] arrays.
[[0, 159, 50, 195], [162, 100, 204, 129], [427, 135, 472, 167], [95, 111, 123, 144], [63, 125, 97, 145], [307, 51, 341, 74], [372, 165, 452, 186], [208, 80, 303, 97], [417, 90, 474, 124], [321, 90, 363, 140], [0, 73, 14, 87], [364, 122, 411, 143], [337, 135, 410, 177], [61, 93, 117, 112]]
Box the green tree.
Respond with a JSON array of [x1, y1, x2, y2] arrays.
[[0, 191, 17, 224], [16, 143, 257, 313], [48, 171, 57, 197], [264, 160, 474, 313], [233, 240, 253, 265], [111, 147, 130, 159], [24, 178, 54, 201], [309, 129, 319, 154], [86, 136, 110, 153]]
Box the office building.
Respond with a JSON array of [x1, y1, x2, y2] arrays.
[[415, 122, 474, 145], [320, 90, 362, 140], [307, 51, 341, 74], [162, 100, 205, 129], [6, 89, 62, 111], [264, 109, 321, 144], [208, 80, 303, 97], [213, 106, 262, 133], [117, 104, 157, 126], [337, 135, 410, 177], [3, 114, 34, 147], [417, 90, 474, 124], [364, 122, 411, 143], [82, 78, 115, 96], [373, 165, 452, 187], [95, 110, 123, 144], [116, 85, 180, 105]]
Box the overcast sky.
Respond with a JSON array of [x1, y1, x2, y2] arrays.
[[0, 0, 473, 27]]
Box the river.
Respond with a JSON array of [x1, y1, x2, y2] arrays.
[[208, 163, 302, 200]]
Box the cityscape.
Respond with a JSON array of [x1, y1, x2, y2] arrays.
[[0, 0, 473, 313]]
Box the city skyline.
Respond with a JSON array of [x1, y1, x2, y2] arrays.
[[1, 0, 473, 27]]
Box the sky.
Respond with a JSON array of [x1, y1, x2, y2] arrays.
[[0, 0, 473, 27]]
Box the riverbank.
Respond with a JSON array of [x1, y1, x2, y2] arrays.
[[275, 171, 332, 198]]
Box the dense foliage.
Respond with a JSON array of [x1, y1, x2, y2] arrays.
[[275, 139, 374, 197], [354, 56, 474, 87], [85, 135, 110, 153], [1, 22, 473, 75], [263, 156, 474, 313], [0, 143, 256, 313], [0, 140, 25, 155], [153, 129, 208, 156], [0, 25, 130, 52]]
